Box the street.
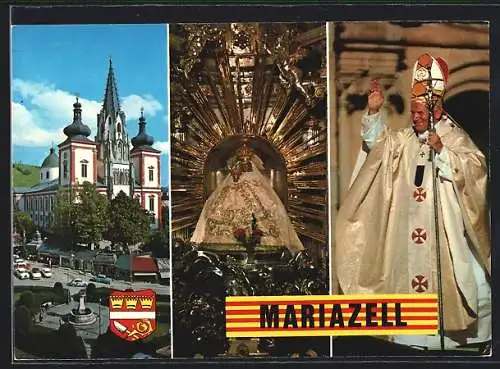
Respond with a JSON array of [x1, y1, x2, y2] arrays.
[[13, 261, 170, 296]]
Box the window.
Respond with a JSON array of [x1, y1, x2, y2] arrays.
[[117, 123, 122, 134], [149, 196, 155, 212], [40, 172, 43, 180], [46, 171, 49, 179], [80, 159, 88, 178], [148, 166, 154, 182], [119, 171, 124, 185], [63, 160, 68, 179]]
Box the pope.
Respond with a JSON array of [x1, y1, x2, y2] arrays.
[[335, 54, 491, 351]]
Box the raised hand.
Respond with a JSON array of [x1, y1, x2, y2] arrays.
[[428, 131, 444, 153], [367, 80, 384, 114]]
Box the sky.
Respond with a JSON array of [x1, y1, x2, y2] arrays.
[[11, 24, 170, 186]]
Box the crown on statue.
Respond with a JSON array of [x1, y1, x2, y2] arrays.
[[236, 143, 254, 160], [139, 297, 154, 309], [110, 296, 124, 309], [125, 297, 139, 309]]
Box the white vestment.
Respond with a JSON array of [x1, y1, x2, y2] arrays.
[[344, 111, 491, 350]]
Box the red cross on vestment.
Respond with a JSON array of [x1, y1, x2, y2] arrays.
[[411, 275, 429, 293], [413, 187, 427, 202], [411, 228, 427, 244]]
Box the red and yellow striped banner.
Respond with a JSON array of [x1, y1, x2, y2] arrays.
[[225, 294, 438, 337]]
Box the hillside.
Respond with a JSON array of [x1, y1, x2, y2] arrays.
[[12, 163, 40, 188]]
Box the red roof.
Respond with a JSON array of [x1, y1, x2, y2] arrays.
[[131, 256, 158, 273]]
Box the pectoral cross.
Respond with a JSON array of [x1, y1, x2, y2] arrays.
[[419, 151, 426, 158]]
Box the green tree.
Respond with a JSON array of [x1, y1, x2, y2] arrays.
[[86, 283, 96, 301], [53, 282, 64, 297], [14, 305, 33, 338], [51, 187, 75, 247], [13, 209, 35, 243], [57, 323, 87, 358], [72, 182, 109, 248], [162, 204, 169, 235], [106, 191, 150, 248], [17, 291, 36, 312], [142, 230, 169, 258]]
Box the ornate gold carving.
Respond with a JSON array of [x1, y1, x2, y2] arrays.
[[170, 23, 328, 248]]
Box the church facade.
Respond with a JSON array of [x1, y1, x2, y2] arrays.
[[13, 60, 163, 234]]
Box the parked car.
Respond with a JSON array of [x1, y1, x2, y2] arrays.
[[13, 260, 29, 269], [30, 268, 42, 280], [41, 268, 52, 278], [68, 278, 87, 287], [15, 268, 30, 280], [90, 274, 112, 285]]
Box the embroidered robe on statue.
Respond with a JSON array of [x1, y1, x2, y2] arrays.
[[190, 154, 304, 255], [335, 111, 491, 348]]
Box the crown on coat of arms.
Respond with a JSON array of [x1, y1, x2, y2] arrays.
[[125, 297, 139, 309], [140, 297, 154, 309], [110, 296, 124, 309]]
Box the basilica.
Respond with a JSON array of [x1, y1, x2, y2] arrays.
[[13, 59, 163, 233]]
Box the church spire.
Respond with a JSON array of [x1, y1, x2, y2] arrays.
[[103, 57, 120, 115]]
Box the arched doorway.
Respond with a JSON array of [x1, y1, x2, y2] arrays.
[[203, 135, 288, 206], [444, 90, 489, 163]]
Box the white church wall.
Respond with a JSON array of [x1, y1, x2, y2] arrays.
[[74, 146, 95, 185], [142, 154, 160, 188]]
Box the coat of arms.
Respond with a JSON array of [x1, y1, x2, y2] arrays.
[[109, 289, 156, 341]]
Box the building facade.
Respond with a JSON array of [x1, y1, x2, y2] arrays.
[[14, 59, 163, 234]]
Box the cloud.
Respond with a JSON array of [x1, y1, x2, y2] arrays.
[[11, 102, 65, 147], [11, 79, 163, 148], [122, 94, 163, 120], [153, 141, 170, 156]]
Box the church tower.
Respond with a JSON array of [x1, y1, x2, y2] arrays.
[[59, 97, 97, 187], [95, 58, 131, 199], [131, 109, 162, 230], [40, 145, 59, 183]]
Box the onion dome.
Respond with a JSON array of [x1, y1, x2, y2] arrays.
[[63, 97, 91, 139], [41, 147, 59, 168], [131, 108, 154, 149]]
